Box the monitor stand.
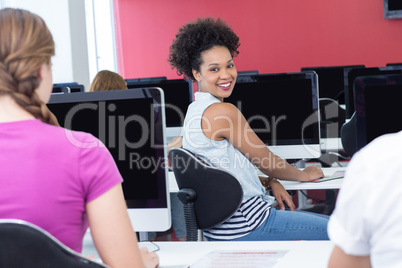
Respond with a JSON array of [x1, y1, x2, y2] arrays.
[[138, 232, 149, 241]]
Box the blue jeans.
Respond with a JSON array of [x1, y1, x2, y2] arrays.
[[207, 208, 329, 241]]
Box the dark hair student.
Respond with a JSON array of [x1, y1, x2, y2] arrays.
[[168, 17, 329, 241]]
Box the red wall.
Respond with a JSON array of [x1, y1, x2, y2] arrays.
[[114, 0, 402, 80]]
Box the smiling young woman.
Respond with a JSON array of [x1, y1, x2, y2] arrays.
[[168, 17, 328, 242]]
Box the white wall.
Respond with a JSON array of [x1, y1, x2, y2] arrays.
[[85, 0, 118, 83], [0, 0, 75, 85], [0, 0, 117, 91]]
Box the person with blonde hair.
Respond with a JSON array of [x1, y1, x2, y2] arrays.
[[0, 8, 158, 268], [89, 70, 127, 92]]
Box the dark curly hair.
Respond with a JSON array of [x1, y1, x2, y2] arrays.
[[168, 17, 240, 82]]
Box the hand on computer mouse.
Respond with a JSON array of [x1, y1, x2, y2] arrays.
[[302, 166, 324, 181], [139, 247, 159, 268]]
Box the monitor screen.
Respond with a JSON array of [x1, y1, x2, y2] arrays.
[[344, 66, 402, 118], [301, 65, 365, 104], [354, 74, 402, 151], [125, 76, 167, 83], [384, 0, 402, 19], [237, 70, 259, 76], [53, 83, 84, 93], [47, 88, 171, 232], [386, 63, 402, 67], [226, 71, 321, 160], [126, 79, 193, 141]]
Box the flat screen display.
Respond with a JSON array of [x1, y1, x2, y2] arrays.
[[48, 88, 167, 207], [344, 66, 402, 118], [126, 79, 193, 128], [301, 65, 364, 104], [47, 88, 171, 232], [225, 71, 321, 159], [354, 74, 402, 151]]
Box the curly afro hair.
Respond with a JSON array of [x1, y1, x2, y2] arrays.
[[168, 17, 240, 82]]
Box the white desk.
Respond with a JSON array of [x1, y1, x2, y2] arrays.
[[82, 232, 334, 268], [155, 241, 334, 268], [159, 241, 335, 268], [280, 167, 345, 190]]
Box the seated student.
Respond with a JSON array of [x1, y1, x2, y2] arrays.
[[328, 131, 402, 268], [0, 8, 158, 268], [89, 70, 128, 92], [168, 17, 329, 241]]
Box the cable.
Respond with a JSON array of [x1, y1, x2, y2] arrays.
[[328, 151, 351, 160]]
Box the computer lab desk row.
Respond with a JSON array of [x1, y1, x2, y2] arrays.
[[168, 166, 345, 209]]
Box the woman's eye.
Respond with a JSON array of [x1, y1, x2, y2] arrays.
[[210, 68, 219, 72], [228, 64, 235, 68]]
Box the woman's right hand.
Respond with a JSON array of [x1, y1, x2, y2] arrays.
[[301, 166, 324, 182], [139, 247, 159, 268]]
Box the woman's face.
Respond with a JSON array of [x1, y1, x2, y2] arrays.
[[192, 45, 237, 102]]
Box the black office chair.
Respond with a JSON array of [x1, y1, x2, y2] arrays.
[[340, 112, 358, 157], [168, 148, 243, 241], [0, 219, 109, 268]]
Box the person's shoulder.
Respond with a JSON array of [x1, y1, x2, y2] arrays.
[[206, 102, 239, 117], [42, 123, 104, 149], [353, 131, 402, 169], [362, 131, 402, 155]]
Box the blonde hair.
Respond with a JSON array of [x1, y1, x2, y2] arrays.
[[0, 8, 58, 125], [89, 70, 127, 92]]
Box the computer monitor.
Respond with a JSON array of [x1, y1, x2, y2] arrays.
[[125, 76, 167, 84], [344, 66, 402, 118], [237, 70, 259, 76], [354, 74, 402, 151], [53, 83, 84, 93], [226, 71, 321, 160], [301, 65, 365, 104], [384, 0, 402, 19], [126, 79, 193, 142], [47, 88, 171, 232], [386, 63, 402, 67]]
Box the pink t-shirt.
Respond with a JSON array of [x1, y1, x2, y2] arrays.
[[0, 119, 123, 252]]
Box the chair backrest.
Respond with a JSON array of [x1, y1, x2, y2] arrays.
[[0, 219, 109, 268], [168, 148, 243, 230], [340, 112, 357, 157]]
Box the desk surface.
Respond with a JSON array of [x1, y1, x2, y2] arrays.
[[169, 167, 345, 192], [280, 167, 345, 190], [154, 240, 334, 268], [82, 232, 334, 268]]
